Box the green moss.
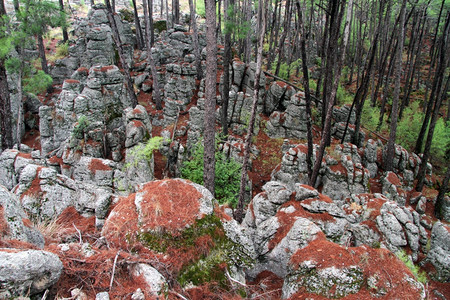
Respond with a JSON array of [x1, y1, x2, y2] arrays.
[[153, 20, 167, 33], [138, 214, 253, 288]]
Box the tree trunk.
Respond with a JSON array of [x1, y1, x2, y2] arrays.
[[105, 0, 138, 108], [37, 34, 49, 75], [148, 0, 155, 46], [16, 67, 23, 150], [59, 0, 69, 42], [203, 0, 217, 196], [0, 1, 12, 150], [384, 0, 407, 172], [415, 13, 450, 190], [172, 0, 180, 25], [296, 0, 313, 180], [274, 0, 292, 77], [235, 0, 266, 223], [435, 165, 450, 219], [221, 0, 233, 136], [132, 0, 145, 50], [310, 0, 348, 186], [143, 0, 162, 109], [189, 0, 203, 80]]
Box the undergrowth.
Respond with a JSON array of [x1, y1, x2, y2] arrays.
[[138, 214, 253, 288], [181, 138, 241, 207], [395, 250, 427, 284]]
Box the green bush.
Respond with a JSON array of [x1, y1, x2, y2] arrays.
[[72, 115, 89, 139], [55, 41, 68, 58], [396, 250, 427, 284], [125, 136, 164, 169], [195, 0, 206, 18], [430, 118, 450, 165], [396, 102, 423, 150], [181, 139, 241, 207], [336, 84, 353, 105]]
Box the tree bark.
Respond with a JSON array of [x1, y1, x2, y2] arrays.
[[384, 0, 407, 172], [203, 0, 217, 196], [105, 0, 138, 108], [148, 0, 155, 46], [59, 0, 69, 42], [172, 0, 180, 25], [189, 0, 203, 80], [37, 34, 49, 75], [235, 0, 266, 223], [143, 0, 162, 109], [296, 0, 313, 180], [221, 0, 233, 136], [0, 1, 12, 150], [310, 0, 348, 186], [435, 165, 450, 219], [132, 0, 144, 50]]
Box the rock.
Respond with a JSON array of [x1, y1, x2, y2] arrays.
[[130, 264, 167, 296], [102, 179, 214, 247], [0, 150, 20, 190], [95, 292, 110, 300], [0, 250, 63, 297], [0, 185, 44, 248], [282, 239, 425, 299], [14, 165, 78, 220], [131, 288, 145, 300], [294, 184, 319, 201], [426, 221, 450, 282]]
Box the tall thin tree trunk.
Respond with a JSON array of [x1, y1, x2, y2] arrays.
[[296, 0, 313, 180], [0, 0, 12, 150], [435, 165, 450, 219], [235, 0, 266, 223], [37, 34, 49, 75], [16, 67, 23, 150], [274, 0, 292, 77], [172, 0, 180, 24], [59, 0, 69, 42], [143, 0, 162, 109], [132, 0, 144, 50], [221, 0, 233, 136], [310, 0, 348, 186], [203, 0, 217, 195], [148, 0, 155, 46], [384, 0, 407, 172], [189, 0, 203, 80], [105, 0, 138, 108]]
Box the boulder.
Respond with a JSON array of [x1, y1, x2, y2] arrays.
[[426, 221, 450, 282], [0, 250, 63, 297], [130, 264, 167, 296], [0, 185, 44, 248], [102, 178, 214, 247]]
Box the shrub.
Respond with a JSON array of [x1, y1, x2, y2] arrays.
[[181, 139, 241, 207], [125, 136, 165, 169], [55, 41, 69, 58], [396, 102, 423, 150], [72, 115, 89, 139]]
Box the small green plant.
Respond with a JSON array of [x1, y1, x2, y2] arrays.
[[72, 115, 89, 139], [181, 138, 241, 207], [126, 136, 165, 168], [195, 0, 206, 18], [55, 41, 68, 57], [396, 250, 428, 284]]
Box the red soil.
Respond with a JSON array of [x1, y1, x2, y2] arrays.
[[0, 206, 8, 237]]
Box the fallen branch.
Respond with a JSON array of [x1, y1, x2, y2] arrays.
[[73, 223, 82, 244], [110, 250, 121, 291]]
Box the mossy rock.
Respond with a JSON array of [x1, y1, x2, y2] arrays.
[[153, 20, 167, 33]]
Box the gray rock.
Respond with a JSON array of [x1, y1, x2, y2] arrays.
[[426, 221, 450, 282], [130, 264, 167, 296], [96, 292, 110, 300], [282, 263, 363, 299], [294, 183, 319, 201], [0, 185, 44, 248], [0, 250, 63, 297], [376, 211, 407, 248], [0, 150, 19, 190]]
